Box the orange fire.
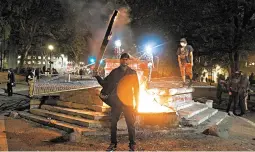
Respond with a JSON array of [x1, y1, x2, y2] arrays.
[[137, 84, 175, 113]]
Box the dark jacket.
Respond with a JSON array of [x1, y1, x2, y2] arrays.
[[26, 71, 34, 82], [239, 75, 250, 93], [176, 45, 194, 64], [8, 72, 15, 84], [228, 75, 241, 93], [95, 66, 139, 107]]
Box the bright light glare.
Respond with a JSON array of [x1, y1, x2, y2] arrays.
[[145, 45, 152, 54], [90, 58, 95, 63], [48, 45, 54, 50], [115, 40, 121, 47]]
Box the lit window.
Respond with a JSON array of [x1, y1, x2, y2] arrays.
[[32, 61, 35, 63], [27, 56, 31, 59], [18, 56, 21, 59], [38, 61, 41, 64], [28, 61, 31, 64], [53, 57, 56, 60], [43, 61, 45, 64], [48, 57, 50, 60], [38, 56, 41, 59], [17, 60, 20, 64], [43, 56, 46, 59]]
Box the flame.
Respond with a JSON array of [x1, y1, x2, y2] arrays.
[[137, 84, 175, 113]]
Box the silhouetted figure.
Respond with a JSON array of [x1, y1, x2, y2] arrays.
[[7, 68, 15, 96]]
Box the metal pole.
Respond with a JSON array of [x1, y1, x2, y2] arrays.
[[50, 51, 52, 74], [68, 74, 71, 82]]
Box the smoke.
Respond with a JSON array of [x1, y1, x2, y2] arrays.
[[59, 0, 133, 58]]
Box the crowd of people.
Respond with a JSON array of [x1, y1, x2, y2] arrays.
[[217, 71, 253, 116]]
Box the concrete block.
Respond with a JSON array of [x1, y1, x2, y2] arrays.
[[204, 111, 228, 126], [178, 104, 208, 119], [136, 112, 178, 128], [18, 111, 95, 134], [59, 88, 103, 106], [30, 99, 41, 109], [188, 108, 218, 126], [206, 100, 213, 108], [10, 111, 20, 119], [30, 109, 110, 128], [41, 105, 110, 121], [69, 128, 83, 143]]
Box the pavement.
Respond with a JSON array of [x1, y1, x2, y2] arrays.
[[0, 82, 28, 94], [0, 116, 8, 151]]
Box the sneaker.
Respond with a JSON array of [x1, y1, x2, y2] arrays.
[[129, 143, 136, 151], [106, 143, 117, 151]]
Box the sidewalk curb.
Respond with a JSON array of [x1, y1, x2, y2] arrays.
[[238, 117, 255, 127], [0, 116, 8, 151]]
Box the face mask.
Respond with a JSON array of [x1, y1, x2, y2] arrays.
[[180, 42, 186, 47]]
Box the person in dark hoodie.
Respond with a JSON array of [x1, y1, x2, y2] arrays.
[[93, 53, 139, 151], [7, 68, 15, 96]]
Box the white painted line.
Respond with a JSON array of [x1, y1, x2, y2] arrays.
[[0, 116, 8, 151]]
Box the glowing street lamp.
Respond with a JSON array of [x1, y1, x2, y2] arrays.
[[48, 45, 54, 51], [145, 45, 152, 54], [90, 58, 95, 64], [115, 40, 122, 47], [115, 40, 122, 58]]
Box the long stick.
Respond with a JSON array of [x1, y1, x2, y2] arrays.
[[94, 10, 119, 72]]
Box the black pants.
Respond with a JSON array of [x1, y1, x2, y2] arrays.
[[7, 83, 13, 96], [227, 91, 238, 114], [216, 88, 222, 104], [111, 103, 136, 145]]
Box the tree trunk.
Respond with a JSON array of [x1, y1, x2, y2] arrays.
[[228, 51, 240, 76], [18, 48, 29, 69]]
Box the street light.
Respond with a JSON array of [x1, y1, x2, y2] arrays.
[[90, 58, 95, 64], [115, 40, 122, 58], [48, 45, 54, 73], [115, 40, 121, 47], [145, 45, 152, 54]]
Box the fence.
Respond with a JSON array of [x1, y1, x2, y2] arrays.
[[32, 73, 100, 96]]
